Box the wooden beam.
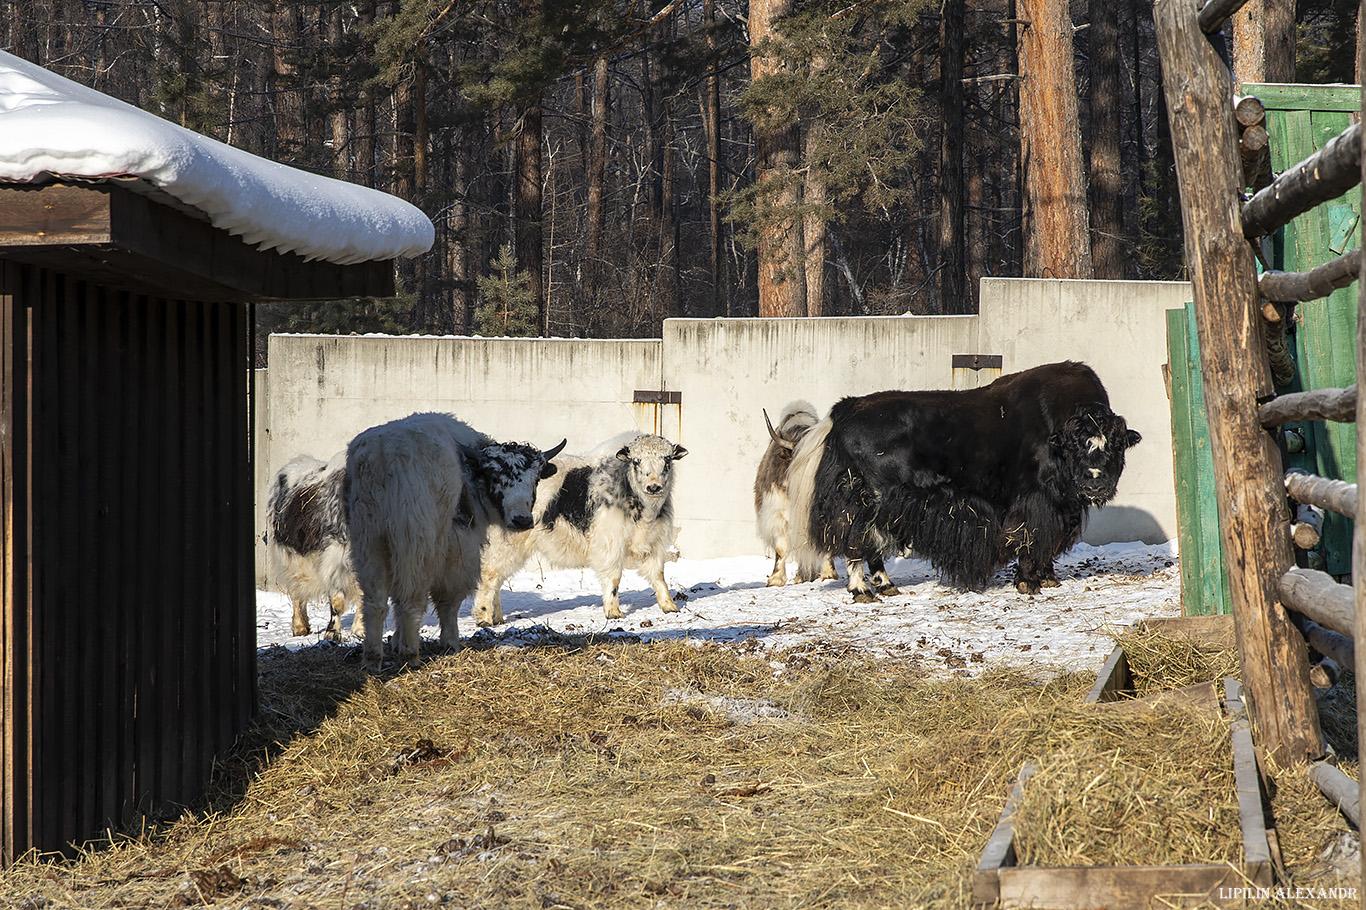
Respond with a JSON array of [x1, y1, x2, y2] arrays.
[[1308, 761, 1360, 827], [1258, 249, 1360, 302], [1242, 122, 1362, 240], [1279, 567, 1355, 640], [0, 183, 397, 303], [1354, 35, 1366, 874], [1283, 469, 1357, 519], [1154, 0, 1323, 764], [1259, 386, 1357, 426]]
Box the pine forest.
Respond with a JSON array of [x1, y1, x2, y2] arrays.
[[2, 0, 1358, 359]]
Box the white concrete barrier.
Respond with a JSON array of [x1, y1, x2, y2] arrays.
[[256, 277, 1189, 584]]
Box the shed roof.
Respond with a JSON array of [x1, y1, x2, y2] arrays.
[[0, 51, 434, 267]]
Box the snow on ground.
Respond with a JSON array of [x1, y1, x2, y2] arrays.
[[257, 540, 1181, 679]]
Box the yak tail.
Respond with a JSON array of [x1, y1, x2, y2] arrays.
[[786, 414, 833, 579]]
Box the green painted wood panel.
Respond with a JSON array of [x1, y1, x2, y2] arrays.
[[1166, 304, 1232, 615], [1165, 83, 1358, 607], [1248, 89, 1360, 575]]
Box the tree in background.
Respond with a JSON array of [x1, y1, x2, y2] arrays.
[[3, 0, 1236, 346], [747, 0, 806, 317], [1016, 0, 1092, 279], [1230, 0, 1296, 88], [475, 244, 540, 337], [732, 0, 928, 316]]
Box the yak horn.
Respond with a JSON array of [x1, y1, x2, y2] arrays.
[[764, 409, 796, 450]]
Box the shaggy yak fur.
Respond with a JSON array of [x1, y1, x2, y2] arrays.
[[473, 432, 687, 623], [267, 449, 362, 641], [754, 401, 839, 587], [788, 361, 1141, 601], [345, 412, 564, 672]]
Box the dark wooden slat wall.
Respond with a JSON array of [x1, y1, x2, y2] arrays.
[[0, 260, 256, 860]]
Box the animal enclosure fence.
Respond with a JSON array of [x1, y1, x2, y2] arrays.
[[1156, 0, 1366, 885]]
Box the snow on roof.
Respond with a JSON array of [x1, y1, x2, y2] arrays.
[[0, 50, 434, 266]]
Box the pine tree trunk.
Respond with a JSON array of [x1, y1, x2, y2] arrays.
[[1088, 0, 1124, 278], [704, 0, 728, 318], [749, 0, 805, 318], [802, 145, 826, 317], [328, 1, 349, 180], [1231, 0, 1296, 88], [271, 1, 305, 161], [1017, 0, 1093, 278], [938, 0, 966, 313], [583, 55, 608, 331], [357, 0, 376, 187], [517, 103, 545, 335]]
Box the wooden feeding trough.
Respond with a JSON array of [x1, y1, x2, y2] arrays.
[[973, 617, 1274, 909]]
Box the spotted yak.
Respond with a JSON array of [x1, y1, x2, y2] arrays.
[[473, 432, 687, 623]]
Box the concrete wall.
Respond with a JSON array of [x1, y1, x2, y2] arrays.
[[256, 278, 1191, 583]]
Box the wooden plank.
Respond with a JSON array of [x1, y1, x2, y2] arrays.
[[0, 184, 396, 303], [1355, 70, 1366, 873], [1223, 680, 1274, 868], [1165, 307, 1210, 616], [0, 259, 23, 863], [1087, 680, 1222, 716], [0, 184, 112, 245], [1184, 304, 1232, 615], [998, 862, 1270, 909], [1243, 82, 1366, 113], [1083, 645, 1130, 704], [972, 763, 1035, 906], [1143, 613, 1237, 648], [1154, 0, 1323, 764]]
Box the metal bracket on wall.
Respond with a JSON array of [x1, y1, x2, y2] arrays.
[[632, 389, 682, 438], [633, 390, 682, 405], [951, 354, 1003, 371]]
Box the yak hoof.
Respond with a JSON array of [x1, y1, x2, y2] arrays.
[[321, 629, 342, 643], [1016, 580, 1042, 596], [604, 607, 625, 620], [660, 600, 680, 614], [876, 584, 901, 597], [1040, 578, 1061, 589], [852, 591, 881, 604], [291, 621, 310, 636], [819, 568, 839, 581], [767, 574, 787, 587]]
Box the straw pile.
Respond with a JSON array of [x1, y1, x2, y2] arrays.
[[1010, 705, 1239, 867], [0, 634, 1356, 908], [1113, 623, 1241, 696]]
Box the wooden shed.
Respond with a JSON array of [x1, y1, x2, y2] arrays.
[[0, 179, 397, 862]]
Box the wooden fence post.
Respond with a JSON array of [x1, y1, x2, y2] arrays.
[[1154, 0, 1323, 764], [1355, 0, 1366, 886]]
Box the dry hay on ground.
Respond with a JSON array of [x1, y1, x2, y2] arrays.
[[1112, 624, 1241, 696], [1010, 704, 1240, 867], [0, 636, 1359, 909]]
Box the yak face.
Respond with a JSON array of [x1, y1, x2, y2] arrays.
[[616, 435, 687, 500], [1051, 404, 1142, 506], [473, 439, 567, 531]]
